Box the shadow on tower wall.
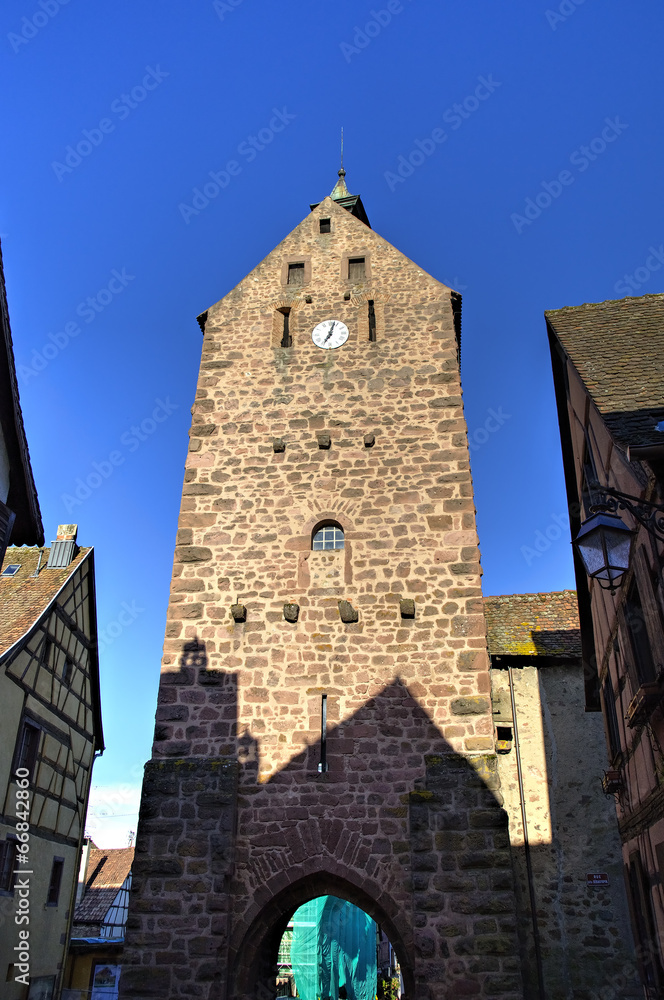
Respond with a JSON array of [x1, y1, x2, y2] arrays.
[[119, 639, 641, 1000]]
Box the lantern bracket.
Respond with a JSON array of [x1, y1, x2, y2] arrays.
[[589, 485, 664, 543]]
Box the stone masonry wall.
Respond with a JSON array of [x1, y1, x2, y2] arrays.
[[120, 196, 523, 1000], [492, 664, 641, 999]]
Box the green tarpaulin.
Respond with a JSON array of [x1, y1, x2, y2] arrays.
[[290, 896, 377, 1000]]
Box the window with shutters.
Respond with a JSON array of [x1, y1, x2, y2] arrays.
[[348, 257, 365, 281], [287, 262, 305, 286]]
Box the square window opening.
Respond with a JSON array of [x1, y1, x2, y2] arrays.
[[319, 218, 331, 234], [348, 257, 366, 281], [287, 262, 305, 286]]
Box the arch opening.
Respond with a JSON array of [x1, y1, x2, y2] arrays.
[[276, 895, 402, 999], [230, 872, 414, 1000]]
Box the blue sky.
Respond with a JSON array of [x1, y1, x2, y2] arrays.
[[2, 0, 662, 845]]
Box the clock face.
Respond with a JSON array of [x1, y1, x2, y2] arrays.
[[312, 319, 349, 350]]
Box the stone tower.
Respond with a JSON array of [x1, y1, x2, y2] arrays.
[[120, 174, 523, 1000]]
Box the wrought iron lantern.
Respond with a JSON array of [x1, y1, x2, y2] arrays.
[[574, 484, 664, 593], [574, 511, 634, 593]]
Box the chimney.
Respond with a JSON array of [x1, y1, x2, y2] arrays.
[[47, 523, 78, 569], [76, 837, 92, 906]]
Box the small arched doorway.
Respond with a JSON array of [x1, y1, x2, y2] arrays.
[[229, 871, 414, 1000]]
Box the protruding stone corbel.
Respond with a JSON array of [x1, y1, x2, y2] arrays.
[[317, 433, 331, 450], [338, 600, 358, 623], [273, 438, 286, 453], [363, 433, 375, 448], [451, 696, 490, 716], [231, 604, 246, 623], [283, 603, 300, 623], [400, 599, 416, 619]]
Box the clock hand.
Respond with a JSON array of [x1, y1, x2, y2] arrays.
[[324, 321, 336, 343]]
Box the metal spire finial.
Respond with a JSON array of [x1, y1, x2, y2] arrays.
[[331, 127, 350, 199]]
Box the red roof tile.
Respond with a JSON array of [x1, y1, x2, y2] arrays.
[[73, 847, 134, 926], [0, 545, 91, 657]]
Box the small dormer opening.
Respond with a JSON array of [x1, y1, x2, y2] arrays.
[[320, 218, 331, 234], [368, 300, 376, 342], [348, 257, 365, 281], [288, 262, 305, 286], [279, 308, 292, 348]]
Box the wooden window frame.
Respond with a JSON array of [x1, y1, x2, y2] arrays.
[[602, 673, 622, 761], [281, 257, 311, 287], [624, 578, 657, 687], [46, 857, 65, 906], [12, 718, 41, 780], [340, 252, 371, 284]]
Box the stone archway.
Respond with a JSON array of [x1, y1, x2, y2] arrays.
[[229, 868, 415, 1000]]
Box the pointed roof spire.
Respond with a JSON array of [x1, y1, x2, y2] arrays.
[[330, 167, 350, 201], [309, 129, 371, 227]]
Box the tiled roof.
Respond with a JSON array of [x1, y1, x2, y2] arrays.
[[74, 889, 121, 926], [545, 294, 664, 449], [0, 545, 91, 658], [483, 591, 581, 658], [73, 847, 134, 926]]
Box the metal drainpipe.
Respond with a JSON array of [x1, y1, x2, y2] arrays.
[[507, 664, 546, 1000]]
